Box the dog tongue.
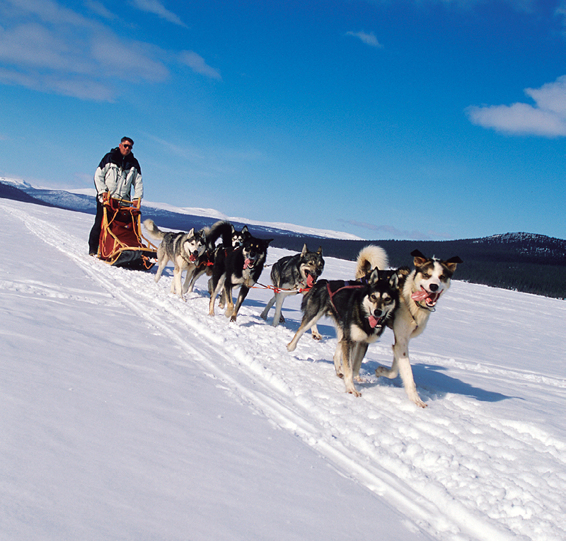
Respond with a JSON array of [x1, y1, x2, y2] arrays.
[[368, 315, 381, 328], [244, 258, 252, 269], [307, 274, 315, 287], [189, 254, 197, 262], [411, 288, 429, 302]]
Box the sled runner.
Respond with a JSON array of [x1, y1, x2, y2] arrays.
[[98, 194, 157, 270]]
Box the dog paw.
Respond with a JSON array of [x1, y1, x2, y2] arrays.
[[411, 397, 427, 408], [374, 366, 386, 378], [286, 342, 296, 352], [311, 332, 322, 341]]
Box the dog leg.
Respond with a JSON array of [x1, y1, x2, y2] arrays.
[[154, 263, 164, 283], [219, 288, 228, 310], [310, 324, 322, 341], [186, 267, 204, 294], [395, 340, 426, 408], [182, 266, 195, 295], [333, 328, 344, 377], [229, 286, 249, 322], [352, 342, 369, 383], [287, 312, 324, 351], [376, 339, 426, 408], [341, 340, 361, 397], [154, 253, 167, 283], [260, 294, 276, 321], [172, 266, 185, 299], [209, 275, 225, 316], [272, 291, 292, 327], [222, 284, 234, 316]]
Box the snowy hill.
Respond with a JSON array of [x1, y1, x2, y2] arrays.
[[1, 198, 565, 541], [0, 177, 362, 241]]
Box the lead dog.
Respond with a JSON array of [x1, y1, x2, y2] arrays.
[[287, 263, 399, 396], [260, 244, 325, 338], [372, 248, 463, 408]]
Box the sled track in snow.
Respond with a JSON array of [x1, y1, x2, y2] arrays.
[[4, 202, 566, 541]]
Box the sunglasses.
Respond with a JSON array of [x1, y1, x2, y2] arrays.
[[122, 143, 132, 149]]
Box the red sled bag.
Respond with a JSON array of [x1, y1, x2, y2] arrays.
[[98, 194, 157, 270]]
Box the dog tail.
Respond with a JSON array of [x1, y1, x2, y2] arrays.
[[204, 220, 233, 248], [355, 245, 389, 279], [142, 219, 166, 240]]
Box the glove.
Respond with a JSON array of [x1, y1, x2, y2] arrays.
[[98, 192, 108, 203]]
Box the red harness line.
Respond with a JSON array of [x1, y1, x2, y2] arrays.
[[253, 283, 312, 294], [326, 281, 364, 313]]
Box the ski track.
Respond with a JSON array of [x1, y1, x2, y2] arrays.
[[4, 202, 566, 541]]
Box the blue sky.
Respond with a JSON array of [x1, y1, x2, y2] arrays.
[[0, 0, 565, 240]]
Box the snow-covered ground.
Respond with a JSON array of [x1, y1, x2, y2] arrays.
[[1, 198, 565, 541]]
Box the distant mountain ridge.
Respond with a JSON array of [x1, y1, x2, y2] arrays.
[[0, 177, 360, 241], [1, 178, 565, 299]]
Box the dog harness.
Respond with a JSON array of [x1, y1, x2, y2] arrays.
[[325, 280, 364, 314]]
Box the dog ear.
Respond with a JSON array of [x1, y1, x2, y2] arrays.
[[367, 267, 380, 284], [443, 256, 463, 272], [317, 246, 323, 255], [187, 228, 195, 236], [411, 249, 428, 267], [301, 243, 308, 256], [388, 272, 399, 289], [241, 225, 249, 235]]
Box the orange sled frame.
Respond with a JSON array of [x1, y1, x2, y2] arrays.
[[98, 194, 157, 270]]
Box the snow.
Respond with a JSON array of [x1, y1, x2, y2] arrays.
[[1, 198, 565, 541]]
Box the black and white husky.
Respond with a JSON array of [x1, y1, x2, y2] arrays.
[[287, 246, 399, 396], [373, 249, 463, 408], [260, 244, 325, 337], [183, 222, 250, 295], [143, 219, 234, 300], [208, 231, 273, 322]]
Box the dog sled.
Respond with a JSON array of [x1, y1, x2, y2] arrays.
[[98, 194, 157, 270]]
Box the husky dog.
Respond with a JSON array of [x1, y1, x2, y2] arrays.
[[260, 244, 325, 337], [230, 223, 251, 249], [143, 219, 236, 299], [209, 232, 273, 322], [143, 219, 207, 299], [182, 222, 248, 295], [287, 264, 399, 397], [372, 249, 463, 408]]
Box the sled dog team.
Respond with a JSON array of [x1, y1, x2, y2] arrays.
[[143, 218, 462, 408]]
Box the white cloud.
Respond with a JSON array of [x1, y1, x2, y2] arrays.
[[129, 0, 186, 27], [0, 1, 171, 101], [84, 0, 117, 20], [467, 76, 566, 137], [179, 51, 222, 81], [346, 30, 383, 48]]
